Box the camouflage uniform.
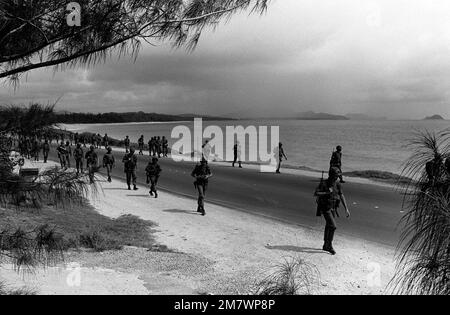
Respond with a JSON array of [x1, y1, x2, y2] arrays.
[[103, 149, 115, 182], [146, 158, 162, 198], [191, 161, 212, 215], [122, 151, 138, 190], [85, 148, 98, 184], [73, 145, 84, 174]]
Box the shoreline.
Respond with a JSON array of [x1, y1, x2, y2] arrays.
[[105, 144, 405, 189], [60, 124, 409, 184]]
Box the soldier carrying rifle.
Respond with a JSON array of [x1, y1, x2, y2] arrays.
[[314, 167, 351, 255]]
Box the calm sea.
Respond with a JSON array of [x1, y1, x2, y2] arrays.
[[64, 120, 450, 175]]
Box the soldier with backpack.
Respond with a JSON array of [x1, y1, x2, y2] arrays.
[[73, 143, 84, 174], [57, 141, 68, 168], [138, 135, 145, 155], [42, 139, 50, 163], [64, 141, 72, 168], [122, 147, 138, 191], [162, 136, 169, 157], [85, 146, 98, 184], [32, 139, 41, 161], [124, 136, 131, 153], [191, 158, 212, 216], [314, 167, 351, 255], [103, 134, 109, 149], [330, 145, 345, 183], [103, 147, 115, 182], [146, 157, 162, 198]]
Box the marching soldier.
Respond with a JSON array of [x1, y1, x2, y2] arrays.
[[32, 139, 41, 161], [64, 141, 72, 168], [85, 146, 98, 184], [122, 147, 138, 191], [138, 135, 145, 155], [103, 147, 115, 182], [156, 136, 162, 158], [124, 136, 131, 153], [150, 137, 156, 156], [191, 158, 212, 216], [330, 145, 345, 183], [42, 139, 50, 163], [103, 134, 109, 149], [162, 136, 169, 157], [145, 157, 162, 198], [73, 143, 84, 174], [314, 167, 350, 255], [233, 141, 242, 168], [57, 141, 68, 168], [275, 143, 288, 174]]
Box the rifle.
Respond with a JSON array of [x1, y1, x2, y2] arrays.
[[314, 171, 327, 217]]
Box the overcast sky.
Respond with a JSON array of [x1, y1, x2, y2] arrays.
[[2, 0, 450, 119]]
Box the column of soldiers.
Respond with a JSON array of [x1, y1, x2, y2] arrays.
[[13, 131, 218, 218], [147, 136, 169, 158]]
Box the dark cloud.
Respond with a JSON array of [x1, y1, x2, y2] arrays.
[[2, 0, 450, 119]]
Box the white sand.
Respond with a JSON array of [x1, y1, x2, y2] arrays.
[[1, 160, 397, 295]]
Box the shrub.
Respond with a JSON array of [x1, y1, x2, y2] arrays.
[[253, 257, 319, 295]]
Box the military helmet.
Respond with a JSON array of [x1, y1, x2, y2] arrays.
[[329, 167, 341, 178]]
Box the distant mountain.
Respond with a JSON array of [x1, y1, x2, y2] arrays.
[[296, 111, 349, 120], [345, 113, 387, 121], [423, 115, 445, 120]]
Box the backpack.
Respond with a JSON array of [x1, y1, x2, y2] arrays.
[[314, 173, 340, 217], [103, 153, 114, 165]]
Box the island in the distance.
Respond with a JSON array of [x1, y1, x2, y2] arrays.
[[296, 111, 349, 120], [423, 114, 445, 120]]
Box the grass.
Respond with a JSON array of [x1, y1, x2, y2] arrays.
[[0, 200, 157, 252], [253, 257, 320, 295], [0, 281, 36, 295]]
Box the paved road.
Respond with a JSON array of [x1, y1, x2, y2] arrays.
[[48, 147, 404, 246]]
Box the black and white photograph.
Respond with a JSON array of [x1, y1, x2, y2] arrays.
[[0, 0, 449, 301]]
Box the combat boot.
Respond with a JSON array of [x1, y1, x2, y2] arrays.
[[323, 227, 336, 255]]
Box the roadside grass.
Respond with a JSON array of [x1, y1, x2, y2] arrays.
[[253, 257, 320, 295], [0, 200, 157, 252], [0, 281, 36, 295]]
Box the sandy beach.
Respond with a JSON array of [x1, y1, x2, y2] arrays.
[[0, 159, 397, 295]]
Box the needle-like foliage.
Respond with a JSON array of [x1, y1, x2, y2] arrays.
[[0, 0, 270, 82], [253, 257, 319, 295], [392, 130, 450, 295], [0, 103, 97, 276]]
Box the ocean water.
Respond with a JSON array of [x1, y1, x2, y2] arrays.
[[64, 119, 450, 174]]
